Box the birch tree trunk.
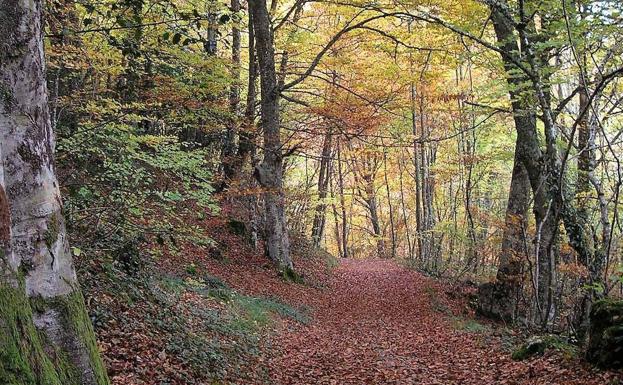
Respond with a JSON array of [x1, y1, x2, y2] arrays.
[[0, 1, 108, 383]]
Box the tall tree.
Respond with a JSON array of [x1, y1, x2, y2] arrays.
[[311, 129, 333, 247], [221, 0, 242, 186], [249, 0, 293, 270], [0, 0, 109, 384]]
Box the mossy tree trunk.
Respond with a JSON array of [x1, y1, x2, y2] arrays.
[[0, 1, 109, 384]]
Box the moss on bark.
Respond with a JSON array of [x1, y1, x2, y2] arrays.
[[0, 281, 109, 385], [586, 299, 623, 369], [0, 282, 62, 385], [30, 289, 109, 385]]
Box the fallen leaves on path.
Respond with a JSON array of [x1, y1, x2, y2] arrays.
[[268, 259, 622, 385]]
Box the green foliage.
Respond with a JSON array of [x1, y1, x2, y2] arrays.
[[47, 0, 233, 276], [57, 100, 219, 266], [185, 263, 198, 276]]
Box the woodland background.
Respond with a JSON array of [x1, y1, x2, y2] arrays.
[[1, 0, 623, 383]]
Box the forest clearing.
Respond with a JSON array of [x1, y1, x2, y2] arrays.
[[2, 0, 623, 384]]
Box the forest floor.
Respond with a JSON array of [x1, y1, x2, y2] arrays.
[[82, 206, 622, 385], [266, 259, 622, 385]]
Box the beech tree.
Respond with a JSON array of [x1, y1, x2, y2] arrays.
[[249, 0, 294, 270], [0, 1, 108, 383]]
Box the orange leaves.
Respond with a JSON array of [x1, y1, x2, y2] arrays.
[[267, 259, 622, 385]]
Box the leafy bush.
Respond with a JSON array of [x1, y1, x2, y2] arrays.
[[57, 99, 219, 267]]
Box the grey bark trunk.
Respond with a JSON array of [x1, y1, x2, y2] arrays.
[[0, 1, 108, 383], [383, 149, 397, 259], [398, 151, 413, 259], [311, 130, 332, 247], [337, 142, 349, 258], [489, 2, 559, 326], [248, 0, 293, 271], [221, 0, 242, 185], [410, 83, 424, 263]]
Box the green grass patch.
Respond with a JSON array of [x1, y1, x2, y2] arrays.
[[181, 273, 310, 332]]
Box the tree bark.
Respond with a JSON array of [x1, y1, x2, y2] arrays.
[[221, 0, 242, 185], [478, 144, 531, 320], [398, 150, 413, 259], [337, 142, 349, 258], [0, 1, 109, 383], [410, 82, 424, 263], [311, 130, 333, 247], [383, 149, 397, 258], [248, 0, 293, 271], [488, 1, 560, 326]]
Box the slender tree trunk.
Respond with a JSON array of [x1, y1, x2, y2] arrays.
[[221, 0, 242, 185], [337, 142, 348, 258], [411, 83, 424, 263], [398, 150, 413, 259], [244, 9, 261, 249], [329, 172, 343, 258], [236, 8, 258, 175], [0, 1, 108, 383], [363, 173, 384, 258], [205, 10, 218, 55], [383, 149, 396, 258], [249, 0, 293, 271], [311, 130, 333, 247]]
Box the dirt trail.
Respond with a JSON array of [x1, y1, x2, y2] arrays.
[[268, 259, 618, 385]]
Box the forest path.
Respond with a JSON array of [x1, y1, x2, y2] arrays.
[[267, 259, 611, 385]]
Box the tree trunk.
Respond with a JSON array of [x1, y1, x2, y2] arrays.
[[383, 149, 396, 258], [0, 1, 108, 383], [489, 2, 559, 326], [478, 145, 531, 320], [398, 150, 413, 259], [329, 172, 343, 258], [571, 46, 607, 339], [410, 82, 424, 263], [248, 0, 293, 271], [363, 173, 384, 258], [205, 11, 218, 55], [311, 130, 333, 247], [221, 0, 242, 186], [337, 142, 349, 258]]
